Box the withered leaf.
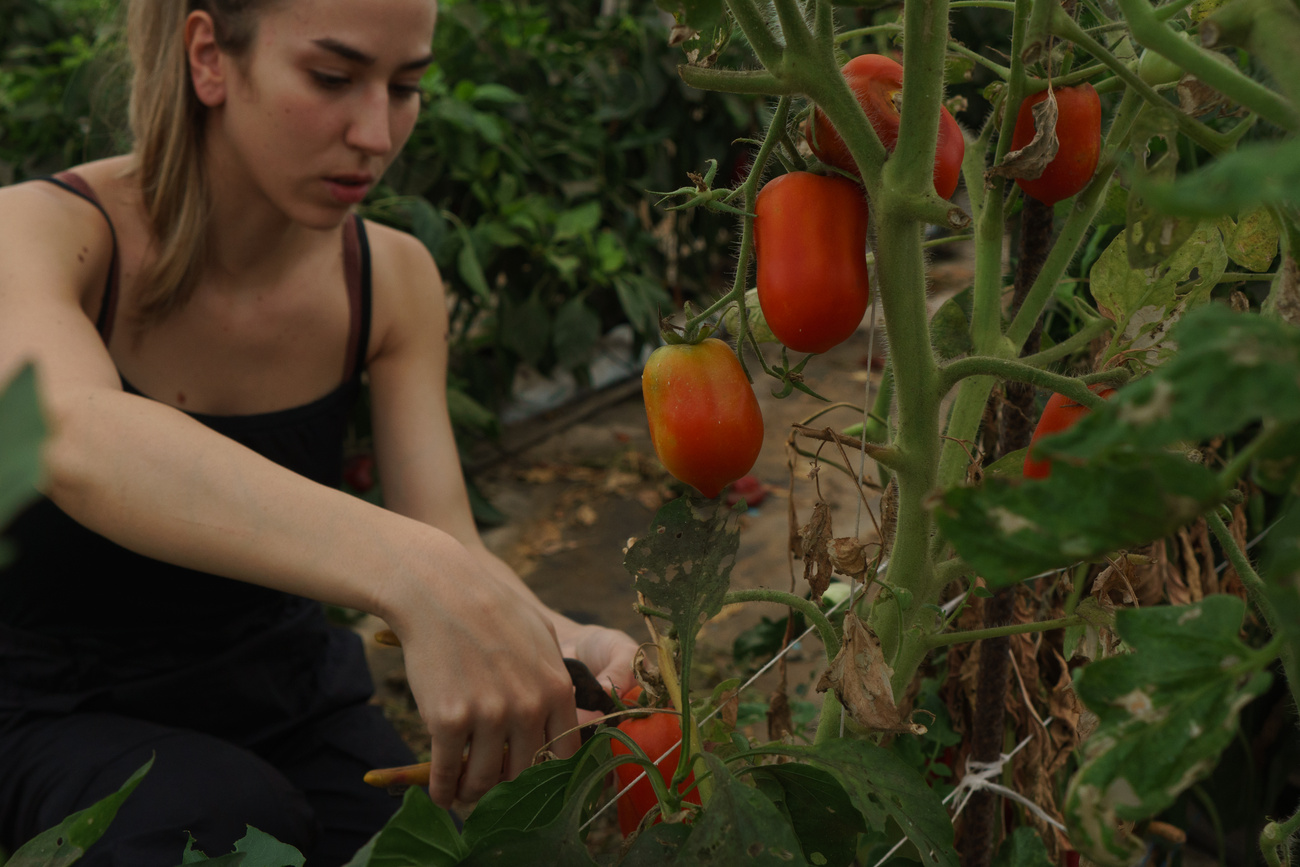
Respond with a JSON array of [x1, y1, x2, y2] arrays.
[[831, 536, 870, 582], [987, 92, 1060, 182], [800, 501, 834, 602], [767, 688, 794, 741], [816, 613, 927, 735]]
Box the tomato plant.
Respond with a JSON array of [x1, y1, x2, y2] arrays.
[[806, 54, 966, 199], [1022, 387, 1116, 479], [1009, 84, 1102, 206], [609, 698, 702, 836], [642, 338, 764, 498], [754, 171, 871, 354]]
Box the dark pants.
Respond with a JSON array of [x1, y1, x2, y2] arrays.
[[0, 599, 419, 866]]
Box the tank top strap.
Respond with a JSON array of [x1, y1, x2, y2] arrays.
[[41, 171, 121, 345], [342, 214, 372, 381]]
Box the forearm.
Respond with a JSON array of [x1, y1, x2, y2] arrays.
[[43, 385, 454, 620]]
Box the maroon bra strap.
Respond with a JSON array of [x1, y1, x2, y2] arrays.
[[51, 171, 121, 346], [341, 215, 371, 382]]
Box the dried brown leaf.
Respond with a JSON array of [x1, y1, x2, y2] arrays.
[[831, 536, 871, 582], [816, 613, 926, 734], [767, 688, 794, 741], [800, 501, 834, 602], [988, 92, 1060, 181]]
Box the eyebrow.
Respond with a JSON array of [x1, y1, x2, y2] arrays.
[[311, 38, 434, 72]]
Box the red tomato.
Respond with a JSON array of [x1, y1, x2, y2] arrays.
[[1009, 84, 1102, 206], [642, 338, 764, 498], [806, 54, 966, 199], [754, 172, 871, 354], [1023, 386, 1116, 479], [343, 453, 375, 492], [610, 708, 701, 837]]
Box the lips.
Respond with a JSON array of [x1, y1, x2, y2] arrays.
[[324, 174, 374, 204]]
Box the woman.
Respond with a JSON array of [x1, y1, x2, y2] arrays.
[[0, 0, 638, 863]]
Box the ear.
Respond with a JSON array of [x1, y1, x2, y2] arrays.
[[185, 10, 226, 107]]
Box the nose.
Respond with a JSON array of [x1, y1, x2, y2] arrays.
[[346, 86, 394, 155]]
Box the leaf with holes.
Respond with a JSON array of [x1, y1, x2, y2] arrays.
[[624, 497, 740, 660], [1064, 596, 1273, 866], [672, 754, 809, 866], [751, 762, 867, 867]]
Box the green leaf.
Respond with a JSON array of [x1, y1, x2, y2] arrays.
[[470, 83, 523, 104], [461, 740, 604, 850], [624, 497, 741, 658], [750, 763, 866, 867], [673, 754, 809, 865], [447, 387, 498, 436], [619, 822, 693, 866], [1096, 183, 1130, 227], [554, 201, 602, 242], [1126, 113, 1195, 269], [406, 197, 448, 258], [1251, 419, 1300, 495], [1091, 224, 1226, 366], [595, 230, 627, 274], [1064, 596, 1273, 866], [1221, 206, 1280, 272], [231, 827, 305, 867], [8, 756, 152, 867], [722, 290, 779, 345], [1133, 138, 1300, 219], [763, 740, 957, 867], [552, 298, 602, 372], [930, 295, 973, 361], [614, 273, 672, 337], [0, 364, 46, 545], [982, 447, 1028, 480], [455, 224, 492, 301], [655, 0, 725, 35], [342, 786, 467, 867], [1260, 499, 1300, 642], [992, 827, 1053, 867], [500, 295, 551, 367], [936, 452, 1225, 587], [1047, 305, 1300, 460]]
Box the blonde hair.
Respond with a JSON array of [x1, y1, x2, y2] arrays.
[[126, 0, 277, 325]]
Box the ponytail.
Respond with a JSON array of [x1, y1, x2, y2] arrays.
[[125, 0, 272, 327]]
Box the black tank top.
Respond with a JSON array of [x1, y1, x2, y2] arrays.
[[0, 172, 373, 640]]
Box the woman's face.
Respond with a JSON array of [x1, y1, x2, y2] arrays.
[[205, 0, 437, 227]]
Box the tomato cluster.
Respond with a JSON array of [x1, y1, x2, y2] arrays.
[[807, 54, 966, 200]]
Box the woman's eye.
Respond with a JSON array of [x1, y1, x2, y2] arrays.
[[311, 72, 349, 89], [390, 83, 422, 99]]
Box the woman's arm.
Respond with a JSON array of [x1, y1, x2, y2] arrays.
[[364, 224, 639, 799], [0, 184, 584, 809]]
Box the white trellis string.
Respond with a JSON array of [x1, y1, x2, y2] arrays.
[[871, 724, 1066, 867], [580, 561, 887, 832]]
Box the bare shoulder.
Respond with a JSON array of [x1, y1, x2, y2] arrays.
[[362, 218, 449, 361]]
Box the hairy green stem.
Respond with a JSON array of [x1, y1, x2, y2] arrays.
[[1019, 317, 1114, 367], [725, 0, 786, 70], [725, 588, 843, 659], [676, 66, 793, 95], [925, 613, 1085, 649], [1261, 804, 1300, 867], [939, 355, 1114, 400], [1118, 0, 1299, 131], [1052, 12, 1238, 154], [814, 691, 845, 744]]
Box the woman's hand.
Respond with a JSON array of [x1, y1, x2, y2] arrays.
[[555, 622, 640, 723], [381, 538, 582, 809]]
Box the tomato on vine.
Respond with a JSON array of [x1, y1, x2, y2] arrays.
[[754, 171, 871, 354], [642, 338, 764, 498], [806, 54, 966, 200], [1023, 386, 1116, 479], [609, 692, 701, 837], [1010, 84, 1102, 206]]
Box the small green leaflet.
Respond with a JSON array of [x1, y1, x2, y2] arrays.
[[670, 754, 809, 865], [179, 827, 305, 867], [1132, 137, 1300, 219], [7, 756, 152, 867], [1064, 596, 1274, 866], [750, 762, 866, 867]]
